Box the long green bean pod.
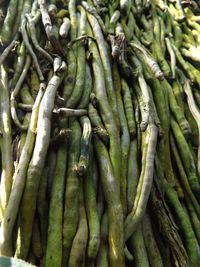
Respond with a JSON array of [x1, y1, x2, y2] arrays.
[[171, 118, 200, 200], [0, 83, 45, 256], [164, 181, 199, 267], [39, 0, 64, 56], [59, 17, 71, 39], [109, 10, 120, 34], [77, 116, 92, 176], [172, 80, 184, 111], [170, 134, 200, 219], [86, 12, 119, 126], [81, 1, 106, 33], [150, 79, 175, 186], [185, 194, 200, 244], [11, 42, 26, 90], [31, 217, 43, 261], [96, 164, 105, 220], [63, 50, 77, 102], [55, 108, 87, 117], [163, 79, 191, 138], [193, 88, 200, 108], [184, 101, 199, 148], [68, 0, 78, 41], [68, 179, 88, 267], [158, 16, 166, 53], [127, 11, 135, 40], [152, 14, 171, 77], [150, 186, 189, 267], [30, 68, 41, 99], [26, 13, 53, 64], [96, 212, 109, 267], [142, 213, 164, 267], [20, 17, 44, 82], [171, 40, 196, 82], [87, 24, 121, 191], [127, 139, 139, 212], [17, 85, 34, 160], [0, 66, 13, 219], [46, 151, 57, 200], [125, 121, 158, 241], [10, 56, 31, 130], [45, 142, 67, 267], [0, 0, 19, 44], [165, 37, 176, 79], [181, 45, 200, 64], [113, 63, 130, 215], [137, 76, 150, 132], [62, 119, 82, 266], [66, 7, 86, 108], [12, 0, 25, 37], [94, 137, 125, 267], [0, 35, 18, 66], [84, 151, 100, 266], [121, 79, 136, 139], [78, 63, 92, 109], [16, 61, 66, 259], [130, 41, 164, 81], [88, 103, 109, 145], [37, 167, 48, 253], [183, 79, 200, 176], [130, 225, 150, 267]]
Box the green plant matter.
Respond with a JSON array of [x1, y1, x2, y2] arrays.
[[0, 1, 200, 266]]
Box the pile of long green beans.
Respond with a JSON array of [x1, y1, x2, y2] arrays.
[[0, 0, 200, 266]]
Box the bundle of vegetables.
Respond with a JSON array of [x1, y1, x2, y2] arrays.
[[0, 0, 200, 266]]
